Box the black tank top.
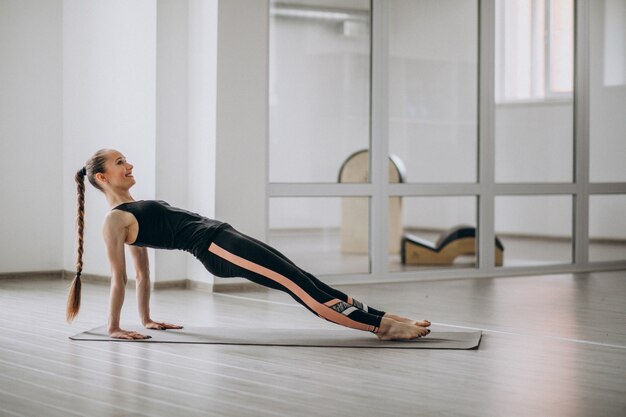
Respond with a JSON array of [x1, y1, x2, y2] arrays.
[[112, 200, 228, 258]]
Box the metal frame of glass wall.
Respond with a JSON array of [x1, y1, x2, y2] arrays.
[[267, 0, 626, 285]]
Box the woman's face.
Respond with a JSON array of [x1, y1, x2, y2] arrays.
[[99, 150, 135, 190]]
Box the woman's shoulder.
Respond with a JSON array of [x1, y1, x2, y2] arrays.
[[104, 208, 134, 228], [103, 209, 137, 244]]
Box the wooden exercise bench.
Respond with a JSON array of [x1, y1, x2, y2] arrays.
[[401, 225, 504, 266]]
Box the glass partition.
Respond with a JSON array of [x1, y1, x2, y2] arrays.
[[494, 0, 574, 183], [268, 197, 370, 275], [590, 0, 626, 182], [495, 195, 573, 266], [269, 0, 371, 183], [589, 195, 626, 262], [388, 0, 478, 183], [389, 196, 477, 272], [265, 1, 623, 282]]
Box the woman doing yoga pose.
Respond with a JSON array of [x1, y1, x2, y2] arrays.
[[66, 149, 431, 341]]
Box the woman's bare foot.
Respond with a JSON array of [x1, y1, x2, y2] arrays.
[[383, 313, 431, 328], [376, 317, 431, 341]]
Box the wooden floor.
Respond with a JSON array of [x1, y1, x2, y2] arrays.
[[1, 271, 625, 417]]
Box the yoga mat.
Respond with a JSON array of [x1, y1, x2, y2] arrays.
[[70, 325, 482, 349]]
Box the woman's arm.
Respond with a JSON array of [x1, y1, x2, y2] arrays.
[[129, 245, 184, 331], [103, 212, 149, 339], [129, 245, 151, 325]]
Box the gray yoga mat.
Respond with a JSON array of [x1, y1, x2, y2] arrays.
[[70, 325, 482, 349]]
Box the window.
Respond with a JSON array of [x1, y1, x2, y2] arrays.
[[495, 0, 574, 102]]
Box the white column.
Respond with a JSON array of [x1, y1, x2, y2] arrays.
[[155, 0, 190, 283], [186, 0, 220, 285], [214, 0, 269, 287]]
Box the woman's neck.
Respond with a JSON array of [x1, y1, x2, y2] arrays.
[[106, 192, 135, 209]]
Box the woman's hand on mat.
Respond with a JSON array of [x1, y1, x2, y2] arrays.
[[144, 320, 184, 330], [108, 328, 151, 340]]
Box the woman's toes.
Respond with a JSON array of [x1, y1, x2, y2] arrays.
[[385, 314, 430, 327]]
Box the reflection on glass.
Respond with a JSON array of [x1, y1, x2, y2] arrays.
[[589, 195, 626, 262], [268, 0, 371, 183], [550, 0, 574, 93], [390, 197, 477, 272], [337, 150, 406, 184], [268, 197, 370, 275], [590, 0, 626, 182], [388, 0, 478, 183], [495, 196, 572, 267], [495, 0, 574, 183]]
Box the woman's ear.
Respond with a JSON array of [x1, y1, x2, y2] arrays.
[[95, 172, 107, 184]]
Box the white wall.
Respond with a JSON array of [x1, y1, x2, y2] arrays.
[[62, 0, 157, 279], [62, 0, 221, 284], [1, 0, 223, 284], [0, 0, 63, 272]]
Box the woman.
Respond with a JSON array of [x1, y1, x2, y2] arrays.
[[67, 149, 431, 341]]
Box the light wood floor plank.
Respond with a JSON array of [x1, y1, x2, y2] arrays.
[[1, 272, 625, 417], [0, 328, 323, 406], [0, 388, 96, 417]]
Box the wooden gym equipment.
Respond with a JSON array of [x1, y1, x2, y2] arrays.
[[338, 149, 406, 254], [401, 225, 505, 266]]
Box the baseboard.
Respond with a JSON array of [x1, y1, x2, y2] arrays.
[[59, 270, 231, 292], [0, 270, 61, 280], [71, 271, 190, 290], [62, 270, 208, 292], [212, 281, 265, 292], [63, 270, 114, 285], [181, 279, 211, 292], [152, 280, 189, 290]]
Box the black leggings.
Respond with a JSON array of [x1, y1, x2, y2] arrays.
[[198, 224, 385, 333]]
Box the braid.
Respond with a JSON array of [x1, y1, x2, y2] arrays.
[[67, 168, 86, 323]]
